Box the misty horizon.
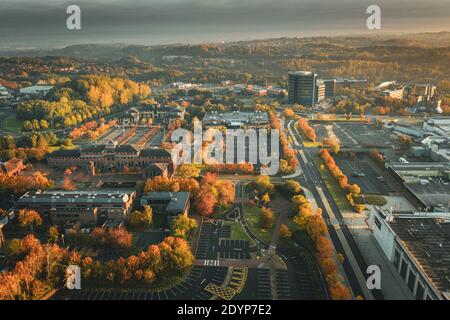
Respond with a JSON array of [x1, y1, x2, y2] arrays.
[[0, 0, 449, 50]]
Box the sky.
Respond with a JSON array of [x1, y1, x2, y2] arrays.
[[0, 0, 449, 49]]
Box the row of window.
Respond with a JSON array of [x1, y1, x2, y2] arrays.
[[393, 245, 437, 300]]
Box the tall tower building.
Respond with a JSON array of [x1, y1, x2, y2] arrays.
[[288, 71, 318, 106]]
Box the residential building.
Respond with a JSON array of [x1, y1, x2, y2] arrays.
[[288, 71, 317, 106], [369, 208, 450, 300], [17, 190, 136, 225]]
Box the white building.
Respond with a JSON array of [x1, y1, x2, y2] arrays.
[[423, 117, 450, 138], [369, 208, 450, 300], [0, 85, 10, 97], [19, 85, 54, 96]]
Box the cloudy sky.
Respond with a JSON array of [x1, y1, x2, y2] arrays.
[[0, 0, 449, 49]]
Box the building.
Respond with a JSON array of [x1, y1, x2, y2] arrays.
[[323, 79, 337, 97], [381, 88, 404, 100], [202, 110, 269, 128], [420, 136, 450, 162], [369, 208, 450, 300], [335, 79, 368, 91], [0, 158, 25, 176], [0, 85, 10, 98], [315, 80, 326, 103], [19, 85, 54, 96], [125, 104, 185, 125], [245, 85, 268, 97], [288, 71, 318, 106], [385, 162, 450, 211], [140, 192, 190, 226], [412, 84, 436, 100], [169, 82, 193, 90], [47, 143, 174, 173], [423, 117, 450, 138], [143, 163, 169, 179], [266, 86, 287, 97], [17, 190, 136, 225]]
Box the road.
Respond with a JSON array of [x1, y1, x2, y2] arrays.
[[286, 119, 384, 300]]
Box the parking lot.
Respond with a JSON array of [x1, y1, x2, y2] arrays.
[[196, 220, 250, 261], [275, 270, 291, 300], [218, 239, 250, 260], [277, 247, 321, 299], [313, 121, 398, 149], [63, 266, 231, 300], [335, 155, 396, 195]]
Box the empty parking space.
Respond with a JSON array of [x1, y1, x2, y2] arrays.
[[255, 269, 273, 300], [275, 270, 291, 300], [218, 239, 250, 260]]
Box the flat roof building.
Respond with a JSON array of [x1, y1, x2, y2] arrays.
[[386, 162, 450, 211], [17, 189, 136, 225], [19, 85, 54, 96], [141, 192, 190, 226], [369, 208, 450, 300], [202, 110, 269, 128]]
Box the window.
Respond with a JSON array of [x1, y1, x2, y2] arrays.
[[400, 259, 408, 280], [374, 217, 382, 230], [415, 282, 425, 300], [407, 271, 416, 292]]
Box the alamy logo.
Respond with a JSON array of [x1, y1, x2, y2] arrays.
[[66, 265, 81, 290], [66, 5, 81, 30], [366, 265, 381, 290], [366, 5, 382, 30]]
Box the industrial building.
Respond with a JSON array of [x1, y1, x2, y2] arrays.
[[369, 208, 450, 300]]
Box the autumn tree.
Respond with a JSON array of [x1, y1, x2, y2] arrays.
[[128, 205, 153, 229], [260, 207, 275, 229], [18, 209, 42, 234], [176, 164, 201, 179], [170, 214, 197, 239], [47, 226, 60, 243], [284, 180, 302, 195], [279, 224, 292, 239]]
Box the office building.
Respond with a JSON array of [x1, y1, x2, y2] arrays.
[[288, 71, 318, 106], [17, 190, 136, 225]]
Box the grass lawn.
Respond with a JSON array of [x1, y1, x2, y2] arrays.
[[354, 194, 387, 206], [313, 156, 354, 212], [243, 204, 278, 244], [3, 115, 23, 134], [223, 220, 256, 247]]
